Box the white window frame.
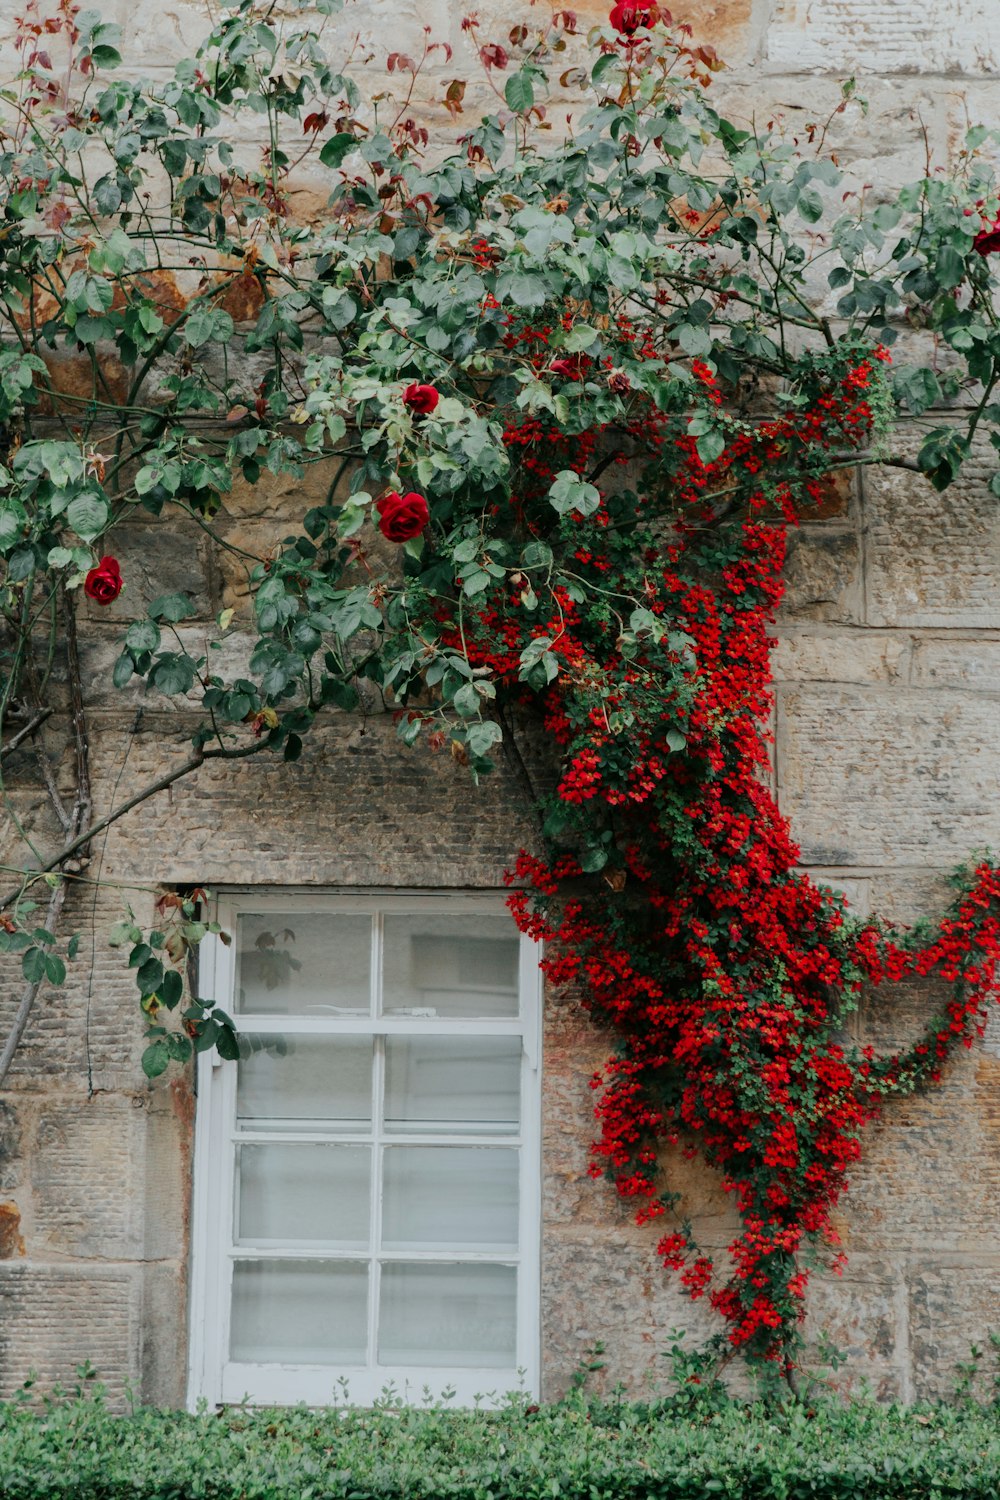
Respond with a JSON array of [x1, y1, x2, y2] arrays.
[[187, 891, 542, 1409]]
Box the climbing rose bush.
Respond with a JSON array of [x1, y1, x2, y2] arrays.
[[2, 0, 1000, 1374]]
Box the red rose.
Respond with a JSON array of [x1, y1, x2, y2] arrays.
[[609, 0, 657, 34], [402, 382, 440, 415], [973, 217, 1000, 256], [376, 490, 430, 543], [83, 555, 122, 605]]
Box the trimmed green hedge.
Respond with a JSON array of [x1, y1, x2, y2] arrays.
[[1, 1393, 1000, 1500]]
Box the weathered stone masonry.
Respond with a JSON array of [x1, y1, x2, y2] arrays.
[[1, 0, 999, 1407]]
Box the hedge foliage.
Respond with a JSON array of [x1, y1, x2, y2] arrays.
[[1, 1389, 999, 1500]]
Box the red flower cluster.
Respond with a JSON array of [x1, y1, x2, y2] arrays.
[[376, 490, 430, 542], [480, 341, 1000, 1366]]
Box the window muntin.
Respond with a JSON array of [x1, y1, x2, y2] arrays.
[[189, 896, 541, 1409]]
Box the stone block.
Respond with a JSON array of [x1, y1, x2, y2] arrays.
[[771, 629, 910, 685], [835, 1050, 1000, 1256], [88, 521, 217, 625], [765, 0, 1000, 76], [907, 638, 1000, 692], [31, 1098, 141, 1259], [780, 529, 864, 623], [863, 453, 1000, 628], [541, 1228, 719, 1401], [776, 685, 1000, 866], [0, 1264, 141, 1406], [97, 714, 544, 890], [804, 1256, 904, 1400], [908, 1263, 1000, 1401], [864, 868, 956, 928], [0, 1100, 24, 1193], [139, 1261, 188, 1406]]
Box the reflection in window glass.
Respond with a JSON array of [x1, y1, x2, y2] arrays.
[[384, 1037, 521, 1135], [236, 1142, 371, 1248], [230, 1260, 368, 1364], [378, 1263, 517, 1367], [236, 912, 372, 1015], [236, 1035, 372, 1133], [382, 914, 519, 1017], [382, 1146, 518, 1251]]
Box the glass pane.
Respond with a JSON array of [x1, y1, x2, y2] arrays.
[[230, 1260, 368, 1364], [378, 1263, 517, 1368], [236, 912, 372, 1015], [382, 1147, 518, 1251], [236, 1035, 372, 1133], [382, 914, 519, 1017], [236, 1143, 370, 1249], [383, 1037, 521, 1136]]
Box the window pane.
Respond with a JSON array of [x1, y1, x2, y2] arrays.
[[230, 1260, 368, 1364], [236, 1036, 372, 1133], [382, 915, 519, 1017], [236, 1144, 370, 1249], [236, 912, 372, 1015], [382, 1147, 518, 1251], [383, 1037, 521, 1136], [378, 1263, 517, 1368]]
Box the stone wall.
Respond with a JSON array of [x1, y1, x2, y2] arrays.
[[0, 0, 999, 1409]]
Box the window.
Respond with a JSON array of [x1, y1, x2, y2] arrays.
[[188, 894, 542, 1407]]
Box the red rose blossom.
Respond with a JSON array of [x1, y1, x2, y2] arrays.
[[402, 382, 440, 415], [609, 0, 657, 35], [84, 555, 122, 605], [973, 216, 1000, 256], [376, 490, 430, 542]]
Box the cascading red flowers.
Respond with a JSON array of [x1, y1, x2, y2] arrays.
[[442, 338, 1000, 1369]]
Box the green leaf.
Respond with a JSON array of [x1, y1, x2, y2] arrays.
[[466, 720, 502, 757], [184, 306, 234, 349], [66, 490, 109, 540], [43, 953, 67, 985], [563, 324, 598, 353], [21, 946, 46, 984], [112, 653, 134, 689], [149, 593, 196, 622], [136, 956, 165, 995], [215, 1024, 240, 1062], [319, 133, 356, 168], [504, 71, 535, 113], [695, 429, 726, 465], [462, 569, 492, 596], [125, 620, 161, 653], [797, 187, 824, 223], [549, 470, 601, 516], [141, 1039, 171, 1078], [151, 655, 196, 696], [581, 846, 608, 874], [161, 969, 184, 1009], [166, 1032, 192, 1062], [0, 498, 27, 550], [894, 366, 941, 416]]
